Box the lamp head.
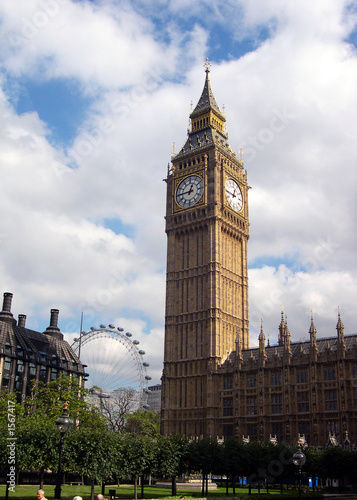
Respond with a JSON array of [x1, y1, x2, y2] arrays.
[[292, 445, 306, 467], [55, 402, 74, 436]]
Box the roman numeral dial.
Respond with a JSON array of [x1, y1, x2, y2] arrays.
[[225, 178, 243, 212], [176, 175, 204, 208]]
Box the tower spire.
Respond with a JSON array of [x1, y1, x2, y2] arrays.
[[309, 311, 318, 361], [278, 308, 285, 346], [336, 307, 346, 358], [259, 320, 267, 366], [190, 59, 225, 124], [173, 59, 241, 163], [259, 319, 266, 350]]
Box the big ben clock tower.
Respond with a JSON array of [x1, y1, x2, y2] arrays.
[[161, 60, 250, 437]]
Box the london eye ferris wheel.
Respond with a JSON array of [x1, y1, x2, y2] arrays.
[[71, 323, 152, 409]]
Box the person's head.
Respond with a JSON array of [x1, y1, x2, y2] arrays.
[[97, 495, 104, 500], [37, 490, 45, 500], [73, 496, 83, 500]]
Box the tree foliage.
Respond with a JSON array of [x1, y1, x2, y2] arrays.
[[4, 376, 357, 494], [23, 374, 105, 429], [16, 420, 59, 472], [121, 434, 157, 500], [65, 428, 120, 483], [154, 434, 189, 479], [124, 409, 160, 437]]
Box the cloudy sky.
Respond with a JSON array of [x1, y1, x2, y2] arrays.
[[0, 0, 356, 387]]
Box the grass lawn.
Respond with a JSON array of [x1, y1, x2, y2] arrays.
[[0, 483, 311, 500]]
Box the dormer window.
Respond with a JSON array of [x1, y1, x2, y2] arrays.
[[16, 360, 24, 373], [3, 357, 12, 371]]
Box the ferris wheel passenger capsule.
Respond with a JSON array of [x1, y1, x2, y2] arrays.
[[126, 332, 132, 337], [133, 340, 139, 345], [117, 327, 124, 331], [139, 350, 145, 355], [99, 324, 106, 329], [108, 324, 115, 329]]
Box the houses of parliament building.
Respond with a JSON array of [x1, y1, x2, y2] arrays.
[[160, 60, 357, 448]]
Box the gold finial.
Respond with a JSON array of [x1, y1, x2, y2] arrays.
[[204, 57, 211, 74]]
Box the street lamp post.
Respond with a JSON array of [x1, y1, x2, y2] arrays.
[[293, 445, 306, 500], [54, 403, 74, 500]]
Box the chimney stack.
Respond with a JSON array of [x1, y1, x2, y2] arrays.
[[50, 309, 59, 329], [0, 292, 15, 324], [2, 292, 13, 312], [18, 314, 27, 328], [44, 308, 63, 340]]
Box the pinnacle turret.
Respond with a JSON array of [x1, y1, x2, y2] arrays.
[[336, 307, 346, 357], [309, 311, 318, 361]]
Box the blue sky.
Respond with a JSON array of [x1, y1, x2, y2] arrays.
[[0, 0, 356, 385], [12, 78, 93, 145]]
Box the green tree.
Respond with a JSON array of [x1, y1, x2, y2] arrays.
[[22, 374, 106, 431], [221, 438, 245, 493], [65, 428, 119, 500], [154, 434, 190, 496], [0, 376, 108, 489], [304, 446, 321, 489], [188, 437, 223, 496], [243, 441, 276, 487], [16, 420, 59, 488], [122, 434, 157, 500], [320, 447, 350, 490], [23, 374, 104, 427], [124, 409, 160, 437]]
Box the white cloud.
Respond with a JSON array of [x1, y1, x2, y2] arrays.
[[249, 265, 357, 345]]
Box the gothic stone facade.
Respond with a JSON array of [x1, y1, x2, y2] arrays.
[[160, 62, 357, 447], [0, 292, 87, 401], [217, 312, 357, 447]]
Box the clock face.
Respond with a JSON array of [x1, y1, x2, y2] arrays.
[[176, 175, 204, 208], [225, 178, 243, 212]]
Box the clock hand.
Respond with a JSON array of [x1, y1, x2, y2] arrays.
[[179, 184, 194, 197]]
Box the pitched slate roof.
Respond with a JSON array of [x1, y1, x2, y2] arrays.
[[0, 293, 85, 374]]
